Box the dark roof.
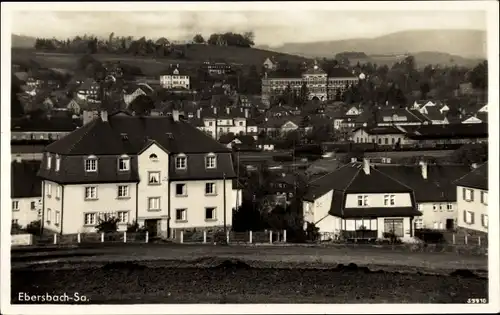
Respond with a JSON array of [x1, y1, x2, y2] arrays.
[[11, 160, 42, 198], [421, 106, 445, 121], [46, 112, 231, 156], [11, 117, 82, 132], [326, 67, 357, 78], [376, 164, 471, 202], [455, 162, 488, 190], [357, 107, 430, 124], [406, 123, 488, 140]]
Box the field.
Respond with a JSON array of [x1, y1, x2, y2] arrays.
[[11, 46, 309, 76], [10, 244, 488, 303]]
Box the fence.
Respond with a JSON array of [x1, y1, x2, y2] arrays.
[[31, 232, 149, 246], [179, 230, 286, 244]]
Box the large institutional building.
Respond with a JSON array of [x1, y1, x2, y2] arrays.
[[261, 64, 359, 105]]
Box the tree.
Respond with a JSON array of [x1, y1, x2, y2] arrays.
[[420, 82, 431, 99], [450, 143, 488, 166], [469, 60, 488, 90], [298, 82, 309, 106], [193, 34, 205, 44], [11, 75, 24, 118], [129, 94, 155, 116], [95, 216, 120, 233]]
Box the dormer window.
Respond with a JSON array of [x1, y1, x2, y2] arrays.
[[55, 154, 60, 172], [85, 155, 98, 172], [46, 153, 52, 169], [205, 153, 217, 169], [118, 154, 130, 171], [175, 154, 187, 170]]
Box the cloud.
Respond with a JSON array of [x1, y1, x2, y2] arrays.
[[11, 10, 486, 46]]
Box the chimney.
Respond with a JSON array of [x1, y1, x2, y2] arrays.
[[363, 158, 370, 175], [172, 109, 180, 122], [15, 154, 22, 163], [350, 157, 357, 163], [244, 108, 249, 118], [213, 107, 217, 115], [471, 163, 478, 169], [419, 160, 428, 180], [264, 72, 268, 79], [100, 110, 108, 122], [226, 107, 230, 115], [197, 108, 201, 119]]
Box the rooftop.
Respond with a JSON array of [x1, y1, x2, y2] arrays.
[[455, 162, 488, 191], [11, 160, 42, 198]]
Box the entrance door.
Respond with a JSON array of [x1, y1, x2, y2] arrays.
[[384, 218, 404, 237], [145, 219, 160, 237], [446, 219, 454, 230]]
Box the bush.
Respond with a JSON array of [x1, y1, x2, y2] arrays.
[[96, 216, 120, 233], [414, 229, 446, 244], [11, 222, 24, 235], [382, 232, 402, 244], [26, 220, 42, 236], [126, 220, 148, 233]]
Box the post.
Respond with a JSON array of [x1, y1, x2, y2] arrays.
[[226, 230, 230, 243], [180, 230, 184, 243], [269, 231, 273, 244], [101, 232, 104, 243], [145, 231, 149, 243], [465, 234, 468, 245], [53, 233, 57, 245], [223, 173, 227, 235], [249, 231, 253, 244], [124, 231, 127, 243], [203, 230, 207, 244], [452, 233, 456, 245], [77, 233, 81, 243], [283, 229, 287, 243], [478, 236, 481, 246]]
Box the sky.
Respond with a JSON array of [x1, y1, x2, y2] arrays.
[[11, 9, 486, 47]]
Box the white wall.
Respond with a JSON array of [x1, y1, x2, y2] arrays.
[[456, 185, 488, 233], [416, 202, 457, 230], [43, 180, 63, 233], [12, 197, 41, 228], [170, 179, 234, 230], [344, 193, 412, 208]]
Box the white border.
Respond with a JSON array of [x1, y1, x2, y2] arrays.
[[1, 1, 499, 314]]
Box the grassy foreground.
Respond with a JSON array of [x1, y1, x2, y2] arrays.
[[11, 259, 487, 304]]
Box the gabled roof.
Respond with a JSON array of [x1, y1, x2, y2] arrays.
[[11, 160, 42, 198], [455, 162, 488, 190], [421, 106, 446, 121], [45, 112, 231, 156]]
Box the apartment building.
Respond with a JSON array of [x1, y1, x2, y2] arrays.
[[37, 110, 240, 237], [159, 67, 190, 90]]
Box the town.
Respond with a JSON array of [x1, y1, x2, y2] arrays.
[[8, 14, 491, 305]]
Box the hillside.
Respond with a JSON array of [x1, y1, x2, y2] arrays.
[[12, 34, 37, 48], [11, 43, 309, 76], [263, 29, 487, 67]]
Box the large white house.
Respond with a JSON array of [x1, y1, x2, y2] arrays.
[[302, 159, 422, 242], [455, 162, 488, 234], [194, 107, 258, 140], [11, 159, 42, 228], [37, 110, 241, 237], [159, 67, 190, 90]]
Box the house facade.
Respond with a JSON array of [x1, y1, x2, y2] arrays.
[[11, 160, 42, 228], [159, 68, 190, 90], [455, 163, 488, 234], [37, 111, 240, 237], [302, 159, 421, 241]]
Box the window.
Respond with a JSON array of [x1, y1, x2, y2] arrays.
[[118, 211, 129, 224], [439, 204, 443, 212], [462, 188, 474, 201], [205, 207, 216, 220], [84, 213, 97, 225], [118, 156, 130, 171], [46, 154, 52, 169], [30, 201, 36, 210], [47, 208, 52, 223], [117, 185, 129, 198], [414, 218, 423, 229], [384, 218, 404, 237], [433, 222, 438, 229], [481, 191, 488, 205], [148, 172, 160, 185], [148, 197, 160, 211], [12, 219, 19, 225], [176, 208, 187, 221], [46, 183, 52, 197], [481, 214, 488, 228], [389, 195, 395, 205], [176, 155, 187, 169], [56, 186, 61, 199], [447, 204, 453, 211], [85, 156, 98, 172], [55, 211, 60, 225], [205, 182, 216, 195], [205, 154, 216, 169], [176, 183, 187, 196], [357, 196, 363, 206], [84, 186, 98, 200], [12, 201, 19, 211], [384, 195, 389, 206], [433, 204, 437, 212], [55, 155, 60, 172], [239, 121, 244, 126], [417, 204, 423, 211], [357, 195, 368, 206], [463, 210, 474, 225], [149, 153, 158, 161]]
